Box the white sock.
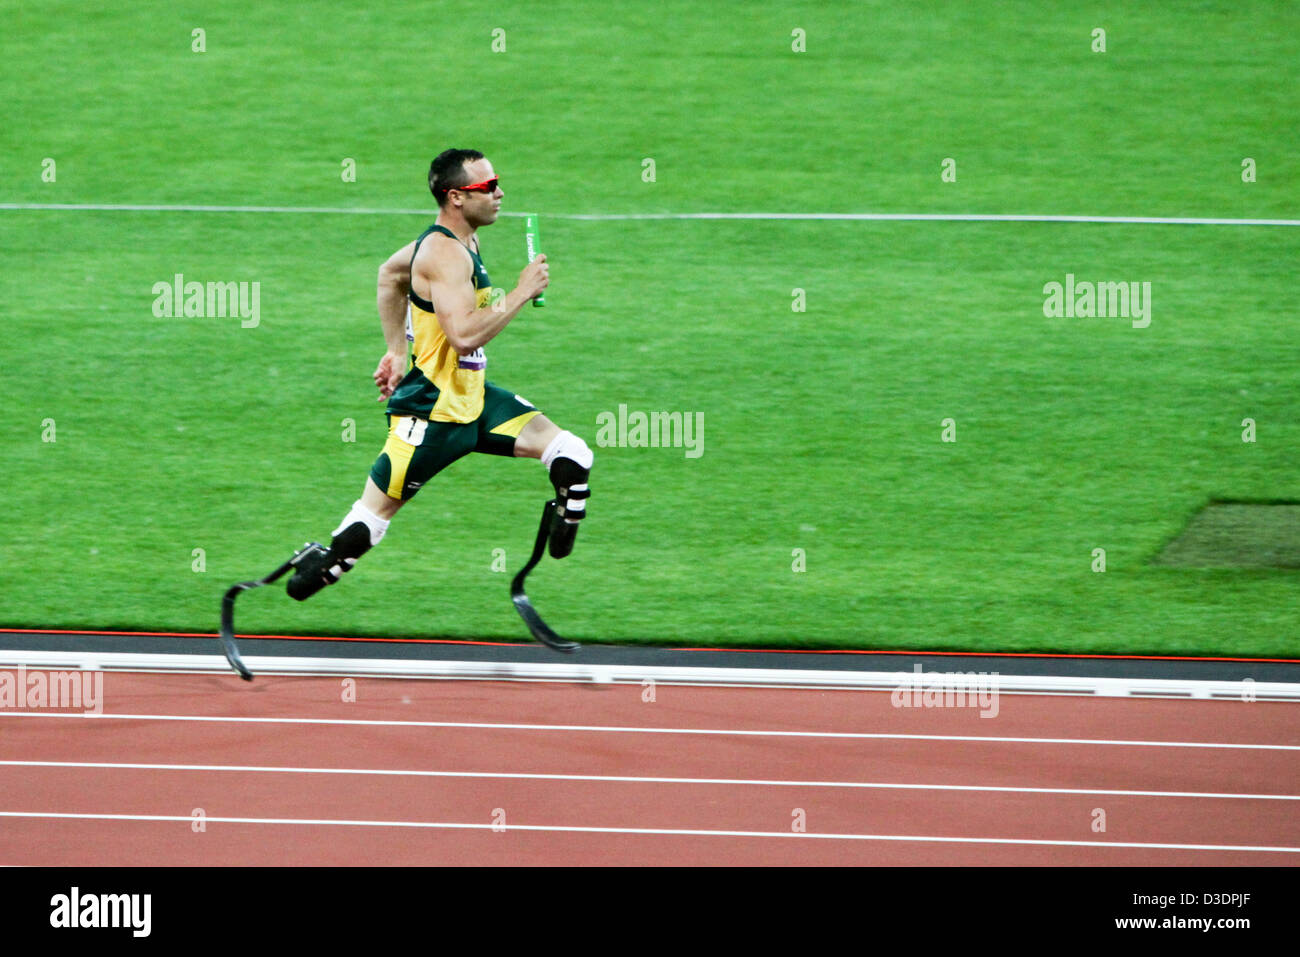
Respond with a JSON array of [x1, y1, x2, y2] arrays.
[[332, 500, 391, 546], [541, 430, 594, 470]]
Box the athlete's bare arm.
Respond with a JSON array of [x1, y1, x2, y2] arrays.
[[373, 241, 417, 399], [415, 234, 548, 356]]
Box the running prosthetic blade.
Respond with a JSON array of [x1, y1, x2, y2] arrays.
[[219, 543, 325, 680], [510, 499, 579, 652]]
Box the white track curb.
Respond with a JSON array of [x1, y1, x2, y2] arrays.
[[1, 650, 1297, 701]]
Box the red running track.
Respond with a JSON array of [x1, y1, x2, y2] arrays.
[[0, 671, 1297, 865]]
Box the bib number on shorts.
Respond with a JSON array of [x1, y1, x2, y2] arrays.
[[395, 415, 428, 445]]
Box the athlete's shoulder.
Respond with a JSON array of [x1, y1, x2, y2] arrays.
[[413, 230, 473, 278]]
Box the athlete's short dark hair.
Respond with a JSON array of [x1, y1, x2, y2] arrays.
[[429, 149, 485, 206]]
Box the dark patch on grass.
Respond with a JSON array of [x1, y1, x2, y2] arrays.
[[1154, 501, 1300, 568]]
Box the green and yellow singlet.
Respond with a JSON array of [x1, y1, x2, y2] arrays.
[[387, 223, 496, 423]]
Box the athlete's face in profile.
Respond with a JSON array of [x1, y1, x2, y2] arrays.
[[453, 158, 504, 226]]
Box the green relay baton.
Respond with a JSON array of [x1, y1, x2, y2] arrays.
[[524, 212, 545, 307]]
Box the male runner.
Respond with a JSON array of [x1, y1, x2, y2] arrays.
[[284, 149, 593, 600]]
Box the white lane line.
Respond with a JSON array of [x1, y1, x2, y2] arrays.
[[1, 203, 1297, 226], [0, 710, 1296, 750], [0, 811, 1295, 852], [3, 759, 1295, 801]]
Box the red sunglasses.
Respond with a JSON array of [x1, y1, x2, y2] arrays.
[[452, 177, 499, 194]]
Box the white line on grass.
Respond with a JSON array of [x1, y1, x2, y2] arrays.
[[1, 202, 1297, 226], [566, 212, 1300, 226], [0, 710, 1295, 750], [0, 810, 1295, 852], [3, 759, 1295, 800]]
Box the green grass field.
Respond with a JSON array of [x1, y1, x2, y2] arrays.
[[2, 1, 1297, 657]]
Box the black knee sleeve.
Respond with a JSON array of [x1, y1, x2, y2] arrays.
[[330, 521, 374, 561], [286, 522, 374, 601], [549, 457, 591, 523], [322, 521, 374, 580]]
